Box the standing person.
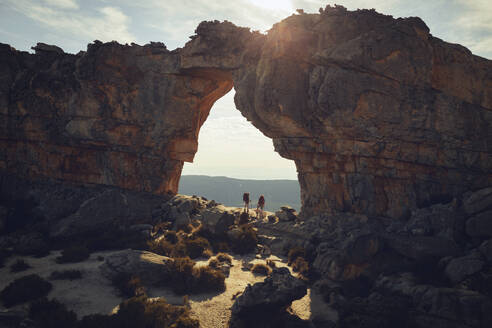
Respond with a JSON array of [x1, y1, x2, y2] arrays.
[[243, 192, 250, 213], [257, 195, 265, 219]]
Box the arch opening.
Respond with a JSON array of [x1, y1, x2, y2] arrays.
[[179, 89, 301, 212]]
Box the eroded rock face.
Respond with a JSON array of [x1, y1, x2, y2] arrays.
[[1, 5, 491, 219]]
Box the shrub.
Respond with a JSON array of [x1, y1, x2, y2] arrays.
[[288, 246, 306, 265], [56, 245, 90, 263], [202, 249, 213, 258], [177, 223, 193, 233], [251, 263, 272, 276], [29, 298, 77, 328], [209, 258, 220, 268], [10, 259, 31, 272], [194, 266, 226, 293], [76, 296, 200, 328], [230, 225, 258, 255], [166, 257, 226, 295], [114, 296, 199, 328], [49, 270, 82, 280], [0, 274, 52, 307], [147, 239, 174, 257], [111, 272, 146, 298], [216, 252, 232, 265], [164, 230, 178, 244], [214, 242, 230, 253], [172, 237, 212, 259], [292, 257, 309, 277]]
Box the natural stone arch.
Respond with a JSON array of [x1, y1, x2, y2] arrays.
[[1, 6, 491, 220]]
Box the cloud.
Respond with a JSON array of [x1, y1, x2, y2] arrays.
[[43, 0, 79, 10], [124, 0, 295, 49], [4, 0, 135, 50]]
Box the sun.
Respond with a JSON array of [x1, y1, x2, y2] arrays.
[[247, 0, 294, 12]]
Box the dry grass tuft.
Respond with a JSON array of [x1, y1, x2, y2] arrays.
[[251, 263, 272, 276]]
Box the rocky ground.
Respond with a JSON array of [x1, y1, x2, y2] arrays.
[[1, 181, 492, 327]]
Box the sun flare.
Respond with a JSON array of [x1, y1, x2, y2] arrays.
[[247, 0, 294, 12]]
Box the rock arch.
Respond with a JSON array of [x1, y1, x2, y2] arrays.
[[1, 7, 491, 219]]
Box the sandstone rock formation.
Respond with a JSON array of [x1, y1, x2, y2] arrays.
[[1, 5, 491, 219]]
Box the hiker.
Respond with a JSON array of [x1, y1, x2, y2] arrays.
[[257, 195, 265, 219], [243, 192, 250, 213]]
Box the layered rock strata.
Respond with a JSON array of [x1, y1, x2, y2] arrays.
[[1, 5, 491, 218]]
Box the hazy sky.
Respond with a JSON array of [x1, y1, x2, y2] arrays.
[[1, 0, 491, 180]]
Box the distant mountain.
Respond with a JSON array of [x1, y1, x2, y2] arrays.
[[178, 175, 301, 212]]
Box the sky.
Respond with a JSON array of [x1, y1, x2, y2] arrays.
[[1, 0, 491, 180]]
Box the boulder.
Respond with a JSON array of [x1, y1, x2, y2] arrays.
[[230, 267, 307, 319], [376, 273, 492, 327], [196, 205, 235, 235], [465, 210, 492, 237], [444, 252, 485, 284], [463, 187, 492, 216], [100, 249, 172, 286], [384, 235, 460, 260], [49, 189, 162, 239], [275, 206, 298, 222]]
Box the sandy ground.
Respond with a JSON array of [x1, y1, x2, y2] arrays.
[[0, 250, 123, 317], [1, 249, 325, 327]]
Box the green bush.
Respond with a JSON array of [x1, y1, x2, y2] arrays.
[[10, 259, 31, 272], [230, 225, 258, 255], [0, 274, 52, 307], [49, 270, 82, 280], [251, 263, 272, 276], [29, 298, 77, 328], [57, 245, 91, 263], [111, 272, 146, 298]]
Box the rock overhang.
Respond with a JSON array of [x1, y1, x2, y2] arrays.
[[0, 5, 491, 219]]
